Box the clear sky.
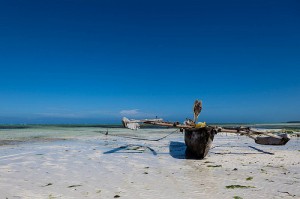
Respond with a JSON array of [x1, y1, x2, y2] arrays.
[[0, 0, 299, 124]]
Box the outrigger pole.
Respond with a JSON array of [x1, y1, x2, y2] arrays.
[[122, 100, 290, 146]]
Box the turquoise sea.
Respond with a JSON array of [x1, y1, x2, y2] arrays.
[[0, 123, 299, 146], [0, 124, 181, 146]]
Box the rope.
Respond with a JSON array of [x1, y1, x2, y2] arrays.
[[97, 129, 179, 142]]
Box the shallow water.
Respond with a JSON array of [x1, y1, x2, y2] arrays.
[[0, 124, 299, 199], [0, 122, 299, 141], [0, 125, 180, 148]]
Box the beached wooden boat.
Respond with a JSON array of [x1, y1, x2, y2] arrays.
[[254, 134, 290, 145], [184, 127, 217, 159], [122, 100, 291, 159]]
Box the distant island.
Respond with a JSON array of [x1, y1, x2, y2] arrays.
[[287, 121, 300, 123]]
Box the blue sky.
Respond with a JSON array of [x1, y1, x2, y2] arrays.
[[0, 0, 299, 124]]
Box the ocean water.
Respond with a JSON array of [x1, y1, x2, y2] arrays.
[[0, 124, 182, 146], [0, 123, 299, 146]]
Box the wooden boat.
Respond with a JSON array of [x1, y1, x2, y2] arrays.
[[184, 127, 217, 159], [254, 134, 290, 145], [121, 100, 291, 159]]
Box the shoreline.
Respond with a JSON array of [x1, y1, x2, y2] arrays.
[[0, 128, 299, 198]]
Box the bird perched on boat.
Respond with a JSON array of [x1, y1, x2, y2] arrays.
[[193, 100, 202, 123]]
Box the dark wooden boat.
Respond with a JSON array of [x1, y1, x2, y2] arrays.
[[122, 99, 291, 159], [254, 134, 290, 145], [184, 127, 217, 159]]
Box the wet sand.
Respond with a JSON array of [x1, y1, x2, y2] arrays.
[[0, 128, 299, 199]]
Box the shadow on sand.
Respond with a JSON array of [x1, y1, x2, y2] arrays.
[[248, 146, 274, 155], [169, 141, 187, 159], [103, 144, 157, 156], [210, 145, 274, 155], [169, 142, 275, 159]]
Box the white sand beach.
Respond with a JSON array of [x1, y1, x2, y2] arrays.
[[0, 127, 299, 199]]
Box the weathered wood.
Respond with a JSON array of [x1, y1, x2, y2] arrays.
[[122, 117, 164, 130], [193, 100, 202, 123], [144, 121, 194, 129], [184, 127, 217, 159], [217, 127, 290, 146], [255, 134, 290, 145]]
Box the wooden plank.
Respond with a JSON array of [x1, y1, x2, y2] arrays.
[[143, 121, 194, 129]]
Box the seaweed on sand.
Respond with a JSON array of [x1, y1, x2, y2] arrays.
[[207, 165, 222, 168], [226, 185, 255, 189], [233, 196, 243, 199]]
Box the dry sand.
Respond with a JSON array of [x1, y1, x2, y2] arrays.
[[0, 129, 299, 199]]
